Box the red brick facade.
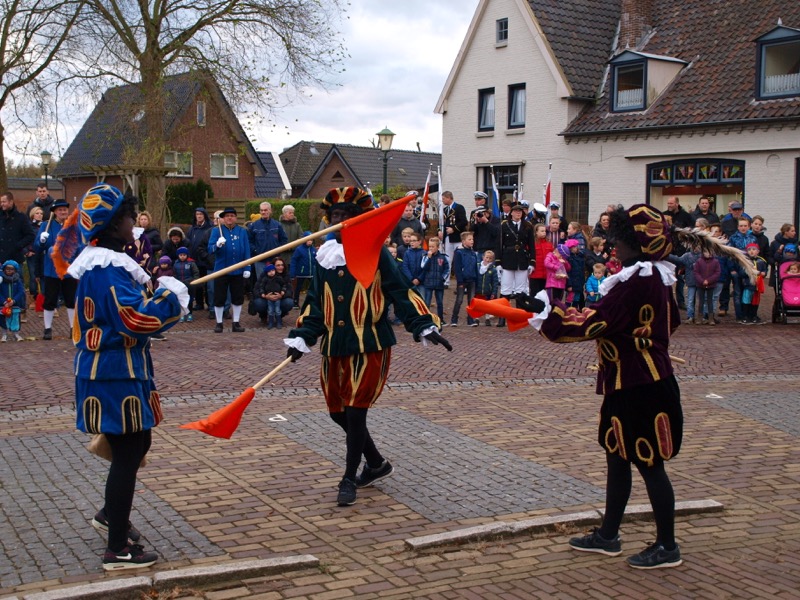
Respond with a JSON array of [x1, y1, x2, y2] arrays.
[[304, 155, 357, 199]]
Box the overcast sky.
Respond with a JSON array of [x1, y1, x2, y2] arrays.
[[250, 0, 479, 155]]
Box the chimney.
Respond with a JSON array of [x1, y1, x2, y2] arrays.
[[619, 0, 653, 50]]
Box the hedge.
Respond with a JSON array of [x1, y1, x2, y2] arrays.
[[244, 199, 324, 232]]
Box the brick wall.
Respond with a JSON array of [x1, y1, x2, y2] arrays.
[[305, 155, 357, 199], [619, 0, 653, 50]]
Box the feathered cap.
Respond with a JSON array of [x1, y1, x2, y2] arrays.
[[53, 184, 125, 277], [320, 187, 373, 225], [626, 204, 673, 261]]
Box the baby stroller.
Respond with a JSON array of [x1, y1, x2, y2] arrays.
[[772, 261, 800, 323]]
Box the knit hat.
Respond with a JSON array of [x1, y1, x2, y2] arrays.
[[320, 187, 373, 225], [2, 259, 19, 272], [625, 204, 673, 261], [177, 246, 189, 256], [785, 244, 797, 254], [159, 256, 172, 266], [303, 231, 312, 237], [264, 263, 276, 273], [564, 239, 579, 249], [557, 244, 570, 259], [745, 243, 759, 250]]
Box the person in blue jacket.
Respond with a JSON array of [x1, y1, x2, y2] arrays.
[[208, 207, 251, 333], [54, 184, 188, 571], [289, 232, 317, 306], [34, 199, 77, 340], [1, 259, 26, 341], [247, 201, 287, 277]]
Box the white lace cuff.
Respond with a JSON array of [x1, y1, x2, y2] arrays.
[[419, 325, 438, 346], [156, 276, 190, 316], [284, 337, 311, 353], [528, 289, 551, 331]]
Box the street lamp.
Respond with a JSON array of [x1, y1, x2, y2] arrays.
[[40, 150, 52, 188], [376, 127, 395, 194]]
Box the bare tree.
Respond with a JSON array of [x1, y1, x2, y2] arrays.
[[76, 0, 346, 228], [0, 0, 83, 192]]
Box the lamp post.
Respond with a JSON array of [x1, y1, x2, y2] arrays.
[[40, 150, 52, 188], [376, 127, 395, 195]]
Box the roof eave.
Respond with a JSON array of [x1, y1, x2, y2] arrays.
[[561, 115, 800, 138]]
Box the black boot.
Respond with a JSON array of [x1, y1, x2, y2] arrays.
[[43, 328, 52, 340], [232, 321, 245, 333]]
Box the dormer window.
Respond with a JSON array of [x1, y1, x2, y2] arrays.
[[756, 24, 800, 99], [609, 50, 687, 113]]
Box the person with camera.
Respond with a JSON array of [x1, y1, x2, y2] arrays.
[[470, 207, 501, 263]]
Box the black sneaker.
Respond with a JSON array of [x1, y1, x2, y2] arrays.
[[355, 459, 394, 488], [92, 508, 142, 543], [569, 529, 622, 556], [232, 322, 245, 333], [102, 544, 157, 571], [336, 477, 357, 506], [626, 542, 682, 569], [214, 323, 223, 333], [43, 328, 52, 340], [150, 333, 166, 341]]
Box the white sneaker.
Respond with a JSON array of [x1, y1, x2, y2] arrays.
[[1, 333, 6, 342], [14, 333, 23, 342]]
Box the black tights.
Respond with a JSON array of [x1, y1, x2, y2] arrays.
[[104, 430, 151, 551], [598, 452, 676, 549], [329, 408, 383, 481]]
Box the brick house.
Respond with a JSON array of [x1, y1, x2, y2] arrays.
[[278, 140, 441, 199], [55, 72, 266, 205], [437, 0, 800, 228]]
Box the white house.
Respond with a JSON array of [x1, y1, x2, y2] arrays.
[[436, 0, 800, 229]]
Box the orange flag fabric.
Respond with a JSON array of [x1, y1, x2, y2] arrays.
[[341, 194, 415, 287], [180, 387, 256, 439], [467, 297, 534, 332]]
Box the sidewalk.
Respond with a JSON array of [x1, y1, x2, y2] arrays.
[[2, 308, 799, 599]]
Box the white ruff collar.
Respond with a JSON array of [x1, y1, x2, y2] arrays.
[[316, 239, 347, 269], [67, 246, 151, 285], [598, 260, 676, 296]]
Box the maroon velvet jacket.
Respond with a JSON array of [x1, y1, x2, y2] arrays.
[[539, 264, 680, 395]]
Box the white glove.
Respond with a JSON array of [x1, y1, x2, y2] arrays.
[[242, 270, 251, 279], [527, 265, 534, 276], [216, 237, 226, 248], [39, 232, 50, 243]]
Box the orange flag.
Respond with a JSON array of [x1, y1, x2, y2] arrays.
[[341, 194, 415, 287], [180, 388, 256, 439], [467, 297, 534, 332]]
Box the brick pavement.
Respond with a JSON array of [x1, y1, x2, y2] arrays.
[[2, 297, 800, 599]]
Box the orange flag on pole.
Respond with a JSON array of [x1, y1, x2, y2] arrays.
[[467, 297, 534, 332], [340, 193, 415, 288]]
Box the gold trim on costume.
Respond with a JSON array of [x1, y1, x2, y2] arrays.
[[597, 339, 621, 391], [655, 412, 673, 459], [322, 283, 334, 355], [149, 390, 163, 425], [369, 271, 384, 345], [84, 297, 95, 322], [611, 416, 626, 460], [121, 395, 143, 434], [83, 396, 102, 433], [635, 437, 655, 467], [348, 354, 367, 406], [111, 287, 164, 333], [85, 326, 103, 351], [121, 333, 137, 349]]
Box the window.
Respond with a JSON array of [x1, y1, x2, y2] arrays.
[[210, 154, 238, 178], [164, 151, 193, 177], [482, 166, 519, 204], [647, 159, 745, 186], [508, 84, 526, 128], [562, 183, 589, 225], [496, 18, 508, 44], [612, 62, 645, 111], [756, 26, 800, 99], [197, 101, 206, 126], [478, 88, 495, 131]]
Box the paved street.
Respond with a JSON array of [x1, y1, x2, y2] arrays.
[[1, 294, 799, 599]]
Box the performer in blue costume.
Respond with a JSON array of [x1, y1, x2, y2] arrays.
[[54, 184, 189, 571]]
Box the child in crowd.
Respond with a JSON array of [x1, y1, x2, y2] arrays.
[[668, 249, 700, 324], [740, 243, 767, 324], [152, 256, 174, 280], [258, 263, 285, 329], [567, 221, 588, 252], [401, 232, 426, 293], [545, 244, 570, 302], [584, 262, 606, 306], [694, 250, 721, 325], [788, 262, 800, 275], [584, 237, 608, 277], [396, 228, 414, 260], [476, 250, 499, 326], [451, 232, 480, 326], [1, 260, 26, 342], [173, 247, 199, 322], [161, 227, 187, 262], [420, 237, 449, 322], [290, 231, 317, 308], [530, 223, 553, 297], [565, 238, 585, 308], [605, 249, 622, 275]]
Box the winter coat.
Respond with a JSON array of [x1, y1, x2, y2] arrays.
[[254, 271, 288, 297], [668, 251, 700, 287], [728, 230, 756, 251], [390, 216, 425, 247], [693, 255, 721, 289], [476, 263, 499, 298], [420, 251, 450, 289], [208, 225, 251, 275], [247, 217, 288, 257], [452, 247, 480, 284], [173, 258, 199, 286], [566, 252, 585, 292], [532, 238, 554, 279], [401, 247, 426, 283], [142, 227, 163, 260], [279, 217, 304, 265], [544, 251, 570, 290], [584, 275, 605, 302], [161, 227, 186, 262], [290, 243, 317, 278], [0, 205, 34, 265], [185, 208, 212, 267]]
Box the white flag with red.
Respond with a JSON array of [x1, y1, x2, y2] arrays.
[[543, 163, 552, 207]]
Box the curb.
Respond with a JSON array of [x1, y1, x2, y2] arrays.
[[405, 499, 724, 550], [17, 555, 319, 600]]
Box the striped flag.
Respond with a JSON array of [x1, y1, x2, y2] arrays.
[[437, 165, 444, 233], [543, 163, 552, 207], [420, 164, 432, 226]]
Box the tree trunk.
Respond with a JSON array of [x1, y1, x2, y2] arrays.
[[139, 59, 169, 230], [0, 123, 8, 195]]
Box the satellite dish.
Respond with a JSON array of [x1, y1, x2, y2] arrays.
[[533, 202, 547, 214]]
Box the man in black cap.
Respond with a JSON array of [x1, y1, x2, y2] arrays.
[[208, 207, 251, 333], [34, 199, 77, 339], [548, 202, 568, 234]]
